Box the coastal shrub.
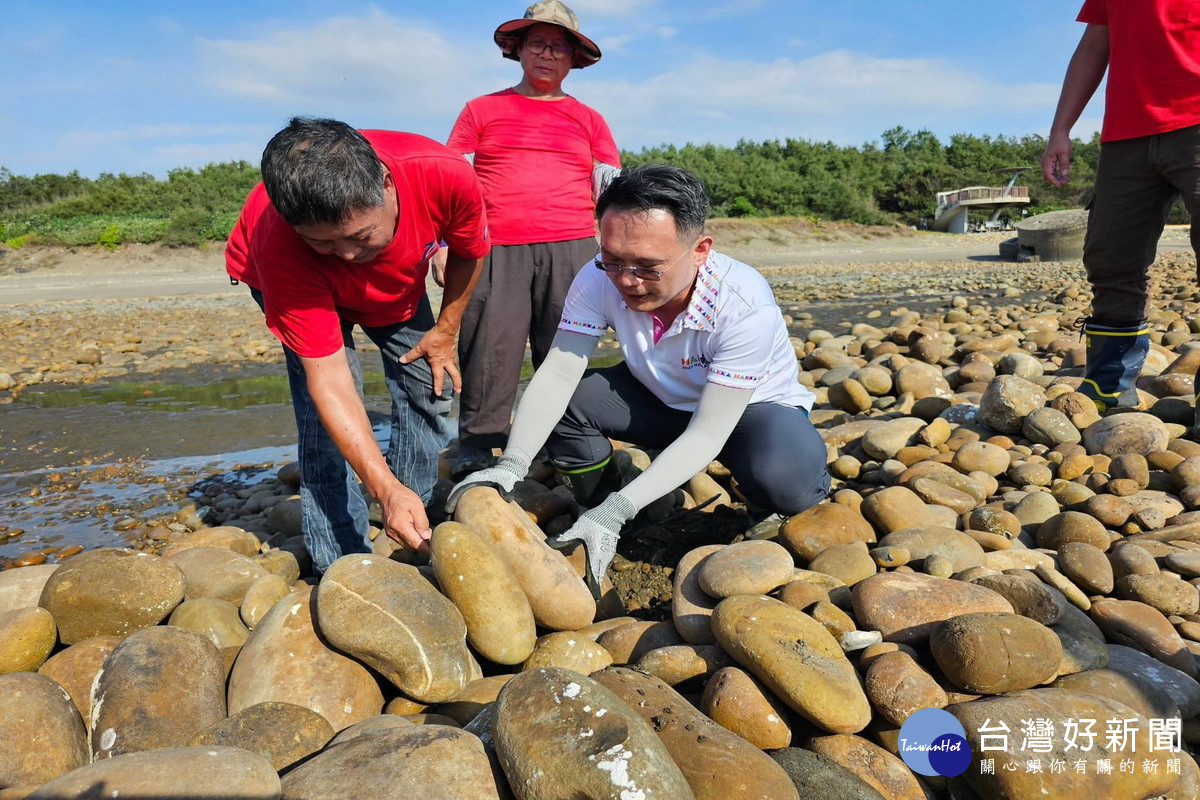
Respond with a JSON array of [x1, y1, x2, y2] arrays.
[[98, 224, 121, 250], [162, 207, 210, 248]]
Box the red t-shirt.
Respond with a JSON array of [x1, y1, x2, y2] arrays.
[[1079, 0, 1200, 141], [225, 131, 489, 358], [446, 89, 620, 246]]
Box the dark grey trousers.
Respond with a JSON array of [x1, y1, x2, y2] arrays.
[[547, 362, 831, 516], [1085, 123, 1200, 324], [456, 237, 600, 450]]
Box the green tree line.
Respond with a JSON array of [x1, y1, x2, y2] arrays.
[[0, 127, 1105, 249]]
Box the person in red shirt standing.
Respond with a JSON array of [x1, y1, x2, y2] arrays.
[[1041, 0, 1200, 418], [442, 0, 620, 478], [226, 117, 488, 572]]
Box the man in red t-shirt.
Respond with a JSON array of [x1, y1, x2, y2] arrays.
[[1042, 0, 1200, 417], [226, 117, 489, 571]]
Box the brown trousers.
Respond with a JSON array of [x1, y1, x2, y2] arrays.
[[1084, 123, 1200, 324], [456, 237, 600, 450]]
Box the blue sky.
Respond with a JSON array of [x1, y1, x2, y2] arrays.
[[3, 0, 1097, 178]]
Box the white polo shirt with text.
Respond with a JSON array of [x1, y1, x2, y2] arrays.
[[558, 250, 815, 413]]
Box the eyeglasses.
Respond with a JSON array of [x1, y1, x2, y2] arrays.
[[594, 246, 692, 282], [523, 39, 575, 59]]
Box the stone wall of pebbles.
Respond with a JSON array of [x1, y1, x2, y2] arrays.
[[10, 271, 1200, 797]]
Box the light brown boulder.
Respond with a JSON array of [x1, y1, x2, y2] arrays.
[[26, 746, 281, 800], [712, 594, 871, 733], [931, 612, 1062, 694], [91, 625, 226, 760], [851, 571, 1013, 645], [38, 548, 185, 644], [595, 620, 684, 665], [37, 634, 121, 720], [672, 545, 724, 644], [430, 521, 536, 666], [159, 526, 261, 558], [864, 650, 948, 725], [493, 667, 694, 799], [0, 563, 57, 615], [239, 573, 292, 629], [227, 586, 384, 732], [808, 734, 928, 800], [777, 503, 876, 562], [0, 672, 88, 791], [316, 554, 472, 703], [593, 666, 800, 800], [701, 666, 792, 749], [521, 630, 614, 674], [452, 487, 595, 630], [168, 597, 250, 650], [697, 539, 795, 597], [167, 546, 268, 605], [189, 701, 333, 771], [0, 606, 57, 674]]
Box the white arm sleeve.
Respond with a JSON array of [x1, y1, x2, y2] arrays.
[[592, 162, 620, 203], [618, 382, 754, 511], [503, 330, 600, 466]]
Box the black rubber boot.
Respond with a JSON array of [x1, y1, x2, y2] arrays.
[[1078, 317, 1150, 411], [555, 450, 639, 507]]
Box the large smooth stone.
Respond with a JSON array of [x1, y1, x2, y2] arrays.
[[930, 612, 1062, 694], [977, 375, 1047, 435], [595, 621, 684, 665], [91, 625, 226, 759], [0, 672, 88, 791], [0, 606, 57, 673], [280, 725, 500, 799], [452, 487, 595, 630], [316, 554, 472, 703], [864, 650, 947, 726], [637, 645, 734, 689], [168, 597, 250, 649], [711, 594, 871, 733], [228, 586, 384, 732], [768, 748, 885, 800], [38, 635, 121, 720], [593, 666, 799, 800], [430, 521, 536, 666], [0, 563, 57, 614], [697, 540, 794, 597], [1082, 412, 1170, 457], [167, 546, 268, 605], [239, 573, 292, 629], [778, 503, 876, 562], [851, 571, 1012, 645], [493, 667, 694, 799], [808, 734, 928, 800], [26, 746, 281, 800], [1105, 644, 1200, 718], [860, 486, 941, 533], [432, 675, 513, 726], [521, 631, 614, 674], [1051, 668, 1180, 721], [159, 526, 262, 558], [672, 545, 724, 645], [1089, 598, 1197, 678], [189, 701, 334, 771], [38, 548, 185, 644], [948, 689, 1180, 799], [876, 528, 985, 572], [861, 417, 926, 461], [700, 666, 792, 749]]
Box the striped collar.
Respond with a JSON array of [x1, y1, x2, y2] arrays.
[[681, 255, 720, 332]]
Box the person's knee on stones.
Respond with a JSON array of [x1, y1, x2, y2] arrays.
[[553, 449, 640, 508]]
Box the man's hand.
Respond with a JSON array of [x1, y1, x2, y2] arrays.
[[399, 326, 460, 395], [446, 455, 530, 513], [1041, 132, 1073, 187], [378, 482, 433, 552], [545, 493, 637, 598]]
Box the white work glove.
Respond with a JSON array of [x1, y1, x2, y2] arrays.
[[546, 492, 637, 599], [445, 453, 530, 513]]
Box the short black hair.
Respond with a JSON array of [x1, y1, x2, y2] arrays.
[[259, 117, 386, 227], [595, 165, 709, 241]]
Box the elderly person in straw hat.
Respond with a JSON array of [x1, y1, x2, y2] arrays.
[[442, 0, 620, 478]]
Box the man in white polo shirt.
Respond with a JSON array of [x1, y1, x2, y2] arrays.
[[448, 164, 829, 595]]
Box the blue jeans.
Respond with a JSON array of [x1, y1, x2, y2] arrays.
[[251, 290, 451, 572]]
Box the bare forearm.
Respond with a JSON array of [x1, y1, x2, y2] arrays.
[[437, 252, 485, 335], [1049, 24, 1109, 137], [301, 353, 394, 497]]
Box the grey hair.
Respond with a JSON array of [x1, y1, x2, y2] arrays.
[[260, 117, 385, 227]]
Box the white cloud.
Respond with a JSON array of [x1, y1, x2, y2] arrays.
[[657, 26, 678, 39], [61, 123, 270, 147], [198, 8, 506, 124], [576, 50, 1062, 148]]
